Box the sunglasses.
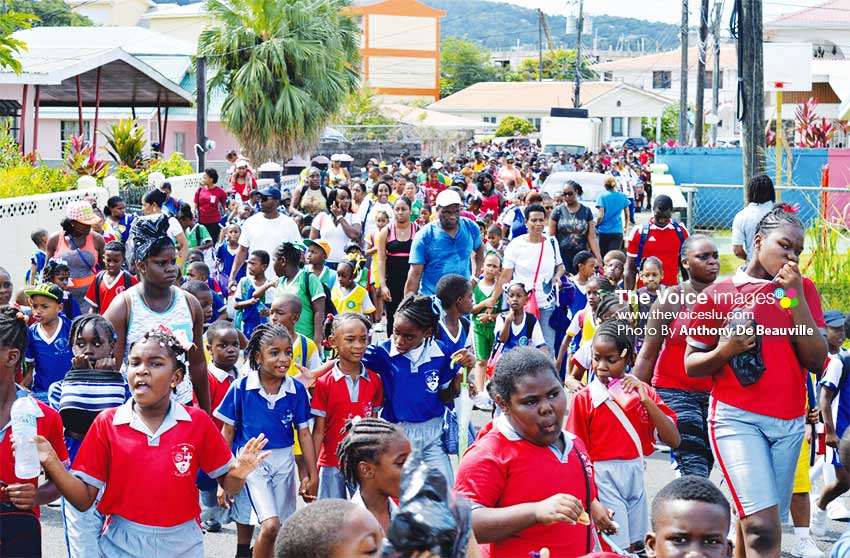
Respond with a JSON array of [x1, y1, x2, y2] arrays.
[[563, 190, 576, 196]]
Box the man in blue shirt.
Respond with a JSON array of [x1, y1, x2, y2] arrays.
[[405, 189, 484, 297]]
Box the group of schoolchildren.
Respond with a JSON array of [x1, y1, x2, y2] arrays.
[[4, 148, 850, 558]]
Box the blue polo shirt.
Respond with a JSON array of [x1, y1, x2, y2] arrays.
[[25, 316, 73, 393], [363, 338, 458, 424], [596, 190, 630, 234], [436, 316, 471, 357], [822, 353, 850, 443], [410, 218, 482, 296], [214, 372, 312, 450]]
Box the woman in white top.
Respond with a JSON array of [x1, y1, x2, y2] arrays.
[[309, 185, 361, 269], [357, 180, 393, 239], [493, 202, 564, 353]]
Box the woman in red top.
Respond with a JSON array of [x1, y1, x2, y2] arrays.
[[476, 172, 502, 219], [455, 347, 616, 558], [632, 235, 719, 477], [685, 205, 826, 558], [194, 169, 228, 242]]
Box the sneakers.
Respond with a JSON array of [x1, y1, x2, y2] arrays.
[[827, 500, 850, 521], [810, 504, 827, 538], [202, 519, 222, 533], [472, 393, 493, 412], [791, 537, 824, 558]]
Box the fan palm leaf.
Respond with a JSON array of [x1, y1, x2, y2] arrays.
[[199, 0, 360, 161]]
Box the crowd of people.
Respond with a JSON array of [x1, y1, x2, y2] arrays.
[[1, 140, 849, 558]]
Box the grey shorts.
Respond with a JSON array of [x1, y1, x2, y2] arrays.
[[593, 457, 648, 549], [245, 447, 297, 524], [99, 515, 203, 558]]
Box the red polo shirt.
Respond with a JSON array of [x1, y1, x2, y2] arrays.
[[455, 415, 598, 558], [311, 366, 383, 468], [686, 272, 825, 419], [208, 364, 237, 430], [626, 219, 689, 287], [194, 185, 228, 225], [72, 402, 233, 527], [0, 394, 68, 518], [566, 378, 676, 462]]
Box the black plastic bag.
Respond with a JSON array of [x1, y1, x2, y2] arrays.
[[382, 449, 472, 558]]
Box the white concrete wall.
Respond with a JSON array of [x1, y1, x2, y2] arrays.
[[75, 5, 112, 26], [368, 56, 436, 89], [1, 187, 108, 289], [368, 15, 435, 50]]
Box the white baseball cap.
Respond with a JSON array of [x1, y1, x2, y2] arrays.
[[435, 189, 463, 208]]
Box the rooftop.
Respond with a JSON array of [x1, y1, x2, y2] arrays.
[[768, 0, 850, 26], [428, 81, 672, 112], [139, 2, 208, 19], [593, 44, 738, 72]]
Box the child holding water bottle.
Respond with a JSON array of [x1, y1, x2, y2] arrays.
[[0, 305, 68, 557]]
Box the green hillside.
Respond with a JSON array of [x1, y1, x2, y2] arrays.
[[427, 0, 680, 52]]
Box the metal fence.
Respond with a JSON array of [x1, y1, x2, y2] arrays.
[[678, 184, 850, 234]]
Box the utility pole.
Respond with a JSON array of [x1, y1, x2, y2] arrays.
[[678, 0, 688, 146], [739, 0, 765, 185], [195, 55, 207, 171], [574, 0, 584, 107], [694, 0, 709, 146], [538, 9, 543, 82], [710, 0, 723, 146]]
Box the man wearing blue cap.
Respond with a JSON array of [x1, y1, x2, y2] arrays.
[[228, 186, 301, 288]]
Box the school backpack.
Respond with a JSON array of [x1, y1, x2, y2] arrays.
[[635, 221, 688, 280], [301, 269, 338, 316], [93, 270, 133, 311]]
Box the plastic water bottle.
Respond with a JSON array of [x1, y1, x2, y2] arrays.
[[11, 396, 40, 479]]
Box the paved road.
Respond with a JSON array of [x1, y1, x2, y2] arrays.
[[40, 416, 847, 558]]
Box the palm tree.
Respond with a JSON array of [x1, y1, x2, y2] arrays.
[[199, 0, 360, 161]]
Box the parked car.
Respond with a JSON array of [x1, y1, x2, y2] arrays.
[[606, 136, 649, 150]]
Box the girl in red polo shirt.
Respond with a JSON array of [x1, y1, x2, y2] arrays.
[[34, 327, 270, 558], [312, 313, 384, 500], [455, 346, 617, 558], [685, 204, 827, 558], [567, 319, 680, 552]]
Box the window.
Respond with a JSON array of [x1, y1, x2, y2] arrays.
[[60, 120, 90, 150], [652, 71, 672, 89], [0, 100, 21, 141], [611, 117, 624, 137], [173, 132, 186, 155], [704, 70, 723, 89], [531, 118, 541, 131], [603, 71, 613, 82], [482, 116, 496, 124]]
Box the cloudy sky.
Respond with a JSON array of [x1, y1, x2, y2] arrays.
[[499, 0, 825, 25]]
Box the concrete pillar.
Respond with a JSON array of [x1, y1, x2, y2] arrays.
[[656, 116, 662, 143]]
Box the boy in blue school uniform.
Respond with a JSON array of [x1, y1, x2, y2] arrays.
[[23, 283, 73, 403], [27, 228, 48, 286], [434, 274, 474, 356]]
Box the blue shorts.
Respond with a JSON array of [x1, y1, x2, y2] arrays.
[[200, 485, 251, 526], [100, 515, 202, 558], [318, 466, 352, 500], [708, 398, 804, 520]]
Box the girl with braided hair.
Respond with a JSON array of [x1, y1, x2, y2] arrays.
[[0, 305, 68, 557], [104, 214, 212, 413], [214, 323, 318, 558], [336, 417, 410, 532], [685, 203, 827, 557], [34, 326, 270, 558], [362, 293, 475, 484], [567, 319, 680, 552]]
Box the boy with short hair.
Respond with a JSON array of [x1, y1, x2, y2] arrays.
[[27, 228, 48, 286], [485, 224, 504, 254], [84, 241, 137, 314], [268, 294, 322, 381], [645, 475, 733, 558], [233, 250, 275, 337], [304, 239, 336, 290], [602, 250, 627, 290], [185, 261, 227, 319], [181, 279, 224, 325], [23, 283, 73, 402]]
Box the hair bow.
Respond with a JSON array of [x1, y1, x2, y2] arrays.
[[778, 202, 800, 213]]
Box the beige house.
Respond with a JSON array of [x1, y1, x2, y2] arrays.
[[67, 0, 155, 26], [428, 81, 672, 143], [138, 3, 211, 44]]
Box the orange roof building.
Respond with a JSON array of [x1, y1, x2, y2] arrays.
[[344, 0, 445, 103]]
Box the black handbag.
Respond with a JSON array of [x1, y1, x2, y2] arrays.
[[0, 500, 41, 558]]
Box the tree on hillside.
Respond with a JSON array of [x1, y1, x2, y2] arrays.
[[495, 116, 535, 137], [505, 49, 597, 82], [440, 37, 495, 97], [199, 0, 360, 161], [9, 0, 91, 27]]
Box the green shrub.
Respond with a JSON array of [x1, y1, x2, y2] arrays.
[[0, 161, 77, 199], [148, 152, 194, 179]]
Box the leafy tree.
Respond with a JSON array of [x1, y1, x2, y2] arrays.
[[338, 85, 395, 126], [642, 103, 709, 143], [199, 0, 360, 161], [505, 49, 597, 82], [440, 37, 495, 97], [495, 116, 535, 137], [0, 11, 37, 74], [8, 0, 91, 27]]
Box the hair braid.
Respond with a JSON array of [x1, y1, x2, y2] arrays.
[[246, 323, 292, 371], [336, 417, 402, 488]]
